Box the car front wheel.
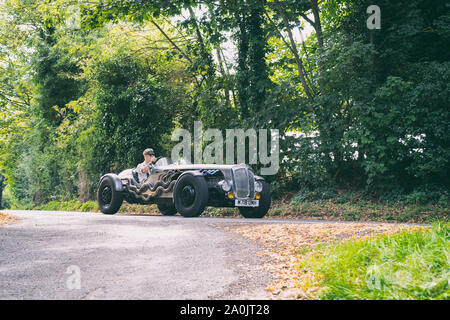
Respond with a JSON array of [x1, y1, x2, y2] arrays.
[[239, 181, 271, 218]]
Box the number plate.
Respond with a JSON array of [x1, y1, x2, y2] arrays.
[[235, 199, 259, 207]]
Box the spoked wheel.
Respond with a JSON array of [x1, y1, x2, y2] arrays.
[[173, 174, 208, 217], [97, 176, 123, 214]]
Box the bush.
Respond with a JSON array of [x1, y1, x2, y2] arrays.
[[34, 200, 98, 212], [405, 191, 430, 205], [291, 185, 338, 204], [1, 187, 13, 209], [89, 52, 181, 171], [80, 201, 98, 212]]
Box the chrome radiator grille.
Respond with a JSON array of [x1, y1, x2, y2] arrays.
[[232, 166, 255, 198], [248, 170, 255, 197]]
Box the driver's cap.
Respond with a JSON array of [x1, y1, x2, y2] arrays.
[[143, 148, 155, 156]]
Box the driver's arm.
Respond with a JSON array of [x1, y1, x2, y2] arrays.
[[139, 156, 156, 173], [141, 164, 151, 173], [137, 162, 149, 174]]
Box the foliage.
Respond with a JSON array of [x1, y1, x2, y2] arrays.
[[291, 185, 338, 203], [88, 52, 182, 171], [276, 0, 450, 194], [299, 223, 450, 299]]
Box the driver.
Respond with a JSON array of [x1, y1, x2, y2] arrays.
[[135, 148, 157, 184]]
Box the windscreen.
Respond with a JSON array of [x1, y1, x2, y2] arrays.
[[154, 157, 173, 166]]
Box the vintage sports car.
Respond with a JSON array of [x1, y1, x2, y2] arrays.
[[97, 157, 271, 218]]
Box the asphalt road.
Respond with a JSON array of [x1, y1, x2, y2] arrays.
[[0, 210, 322, 300]]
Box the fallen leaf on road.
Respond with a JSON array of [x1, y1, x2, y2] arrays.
[[0, 212, 17, 226]]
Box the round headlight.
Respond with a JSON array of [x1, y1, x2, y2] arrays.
[[218, 180, 231, 192], [254, 181, 263, 192]]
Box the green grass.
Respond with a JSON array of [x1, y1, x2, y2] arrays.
[[299, 223, 450, 300], [34, 200, 99, 212]]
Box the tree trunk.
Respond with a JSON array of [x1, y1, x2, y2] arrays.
[[309, 0, 324, 77], [188, 6, 215, 80], [270, 0, 314, 99], [310, 0, 323, 50], [236, 5, 250, 119]]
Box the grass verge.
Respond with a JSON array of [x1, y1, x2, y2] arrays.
[[34, 200, 99, 212], [267, 196, 449, 223], [299, 223, 449, 300], [23, 193, 449, 224]]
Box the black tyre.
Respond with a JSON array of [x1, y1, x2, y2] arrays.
[[157, 203, 177, 216], [239, 181, 271, 218], [173, 174, 208, 217], [97, 176, 123, 214]]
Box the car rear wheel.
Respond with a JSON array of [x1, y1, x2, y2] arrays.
[[239, 181, 271, 218], [157, 203, 177, 216], [173, 174, 208, 217], [98, 176, 123, 214]]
